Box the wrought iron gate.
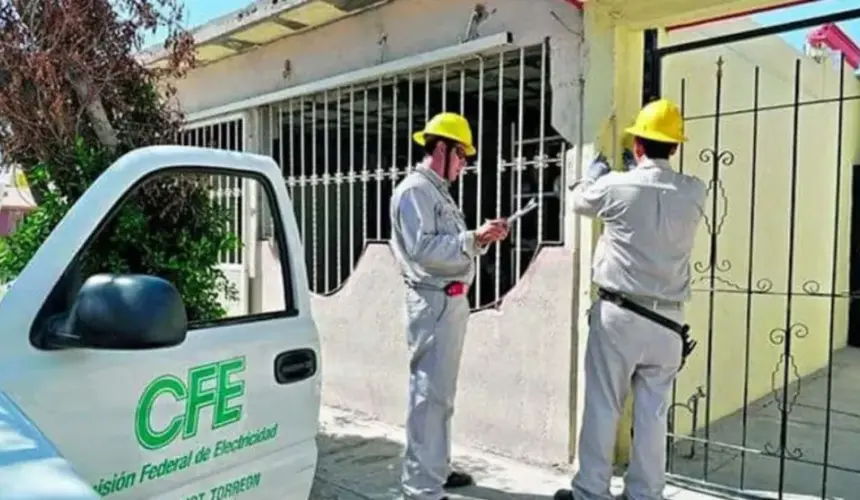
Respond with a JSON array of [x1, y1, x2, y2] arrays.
[[643, 8, 860, 500]]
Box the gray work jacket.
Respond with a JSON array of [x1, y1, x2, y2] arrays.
[[389, 166, 488, 290], [572, 158, 707, 303]]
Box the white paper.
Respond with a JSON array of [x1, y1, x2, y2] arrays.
[[506, 198, 538, 224]]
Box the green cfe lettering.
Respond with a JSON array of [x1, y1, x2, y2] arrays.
[[135, 376, 187, 450], [213, 358, 245, 429], [183, 363, 218, 439], [135, 357, 247, 450]]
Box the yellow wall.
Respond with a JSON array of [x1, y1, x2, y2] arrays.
[[660, 19, 860, 436], [602, 0, 828, 30], [574, 6, 648, 461], [609, 24, 646, 462]]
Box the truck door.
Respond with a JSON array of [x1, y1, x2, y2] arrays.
[[0, 146, 320, 500]]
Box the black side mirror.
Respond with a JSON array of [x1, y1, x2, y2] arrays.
[[40, 274, 188, 350]]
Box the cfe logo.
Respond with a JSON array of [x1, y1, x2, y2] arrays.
[[135, 357, 246, 451]]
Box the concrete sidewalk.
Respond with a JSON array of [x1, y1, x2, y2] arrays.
[[310, 407, 729, 500]]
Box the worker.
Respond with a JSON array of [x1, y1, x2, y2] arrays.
[[390, 112, 510, 500], [554, 99, 706, 500]]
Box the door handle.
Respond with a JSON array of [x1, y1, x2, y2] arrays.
[[274, 348, 317, 385]]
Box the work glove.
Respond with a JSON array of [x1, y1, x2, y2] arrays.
[[586, 152, 611, 180], [621, 148, 636, 171]]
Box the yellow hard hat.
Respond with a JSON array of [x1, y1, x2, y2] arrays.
[[624, 98, 687, 144], [413, 112, 476, 156]]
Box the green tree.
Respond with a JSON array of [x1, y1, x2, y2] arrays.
[[0, 0, 239, 320]]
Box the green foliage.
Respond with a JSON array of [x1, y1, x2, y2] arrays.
[[0, 0, 233, 321], [0, 163, 69, 284], [0, 138, 240, 322]]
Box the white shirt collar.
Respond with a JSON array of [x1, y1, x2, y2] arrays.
[[637, 157, 673, 170]]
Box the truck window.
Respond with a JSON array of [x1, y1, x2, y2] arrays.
[[29, 168, 296, 340]]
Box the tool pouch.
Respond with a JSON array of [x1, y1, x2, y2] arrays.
[[598, 287, 696, 371]]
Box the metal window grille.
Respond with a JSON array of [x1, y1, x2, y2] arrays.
[[176, 118, 246, 266], [262, 40, 568, 309]]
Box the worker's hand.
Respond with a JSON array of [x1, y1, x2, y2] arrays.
[[587, 152, 611, 180], [476, 219, 509, 246], [622, 148, 637, 171]]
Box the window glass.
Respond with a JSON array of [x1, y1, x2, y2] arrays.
[[66, 170, 294, 327]]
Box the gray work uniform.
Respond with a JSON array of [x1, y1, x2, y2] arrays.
[[389, 166, 487, 500], [570, 158, 706, 500]]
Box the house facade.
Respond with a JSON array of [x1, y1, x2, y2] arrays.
[[148, 0, 860, 496], [0, 166, 35, 236], [159, 0, 588, 465]]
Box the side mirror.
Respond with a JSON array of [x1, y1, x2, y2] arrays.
[[40, 274, 188, 350]]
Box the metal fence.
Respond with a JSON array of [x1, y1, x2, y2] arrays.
[[176, 117, 249, 316], [262, 40, 569, 309], [644, 9, 860, 499]]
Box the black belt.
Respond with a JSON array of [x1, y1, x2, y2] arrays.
[[597, 287, 697, 370]]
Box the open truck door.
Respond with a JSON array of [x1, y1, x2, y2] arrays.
[[0, 146, 321, 500]]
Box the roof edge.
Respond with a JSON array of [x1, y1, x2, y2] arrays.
[[138, 0, 336, 64], [666, 0, 819, 32]]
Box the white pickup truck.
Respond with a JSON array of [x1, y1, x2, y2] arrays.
[[0, 147, 321, 499]]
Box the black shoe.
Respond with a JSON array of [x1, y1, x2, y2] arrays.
[[444, 470, 474, 489], [553, 489, 574, 500]]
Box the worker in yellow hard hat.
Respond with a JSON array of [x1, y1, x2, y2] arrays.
[[555, 99, 707, 500], [389, 112, 509, 500]]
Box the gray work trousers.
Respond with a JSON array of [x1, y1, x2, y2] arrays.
[[572, 298, 684, 500], [401, 287, 470, 500]]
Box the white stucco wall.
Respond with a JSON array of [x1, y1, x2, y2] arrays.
[[173, 0, 583, 123]]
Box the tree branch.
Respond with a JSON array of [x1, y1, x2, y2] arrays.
[[68, 70, 119, 153]]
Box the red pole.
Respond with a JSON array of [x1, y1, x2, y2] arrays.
[[808, 23, 860, 69]]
